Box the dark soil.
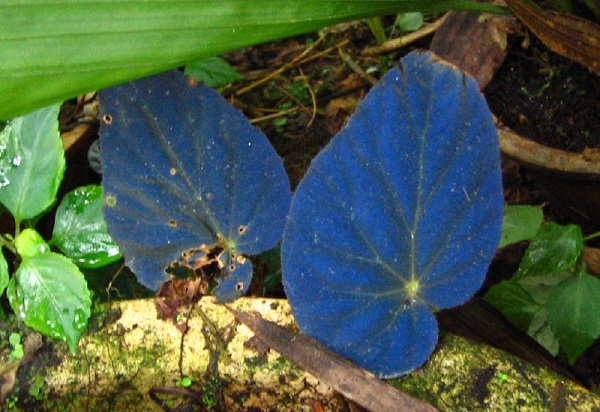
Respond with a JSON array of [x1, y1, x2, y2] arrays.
[[486, 36, 600, 152]]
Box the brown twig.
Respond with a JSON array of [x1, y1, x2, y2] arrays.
[[236, 38, 350, 96], [298, 67, 317, 127], [338, 47, 378, 85], [250, 106, 303, 124], [234, 35, 326, 96], [363, 14, 449, 56]]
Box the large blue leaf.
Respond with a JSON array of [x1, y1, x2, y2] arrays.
[[281, 51, 503, 377], [99, 71, 291, 302]]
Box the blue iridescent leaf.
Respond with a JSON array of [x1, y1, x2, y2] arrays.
[[99, 71, 291, 302], [282, 51, 503, 377]]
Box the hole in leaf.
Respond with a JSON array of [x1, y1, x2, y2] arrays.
[[206, 246, 224, 261], [235, 282, 244, 291], [168, 219, 178, 228], [105, 194, 117, 207], [102, 114, 113, 124], [238, 225, 247, 235], [168, 245, 225, 285]]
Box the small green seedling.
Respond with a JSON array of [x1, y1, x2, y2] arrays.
[[0, 104, 121, 353], [486, 205, 600, 364], [8, 332, 23, 361], [184, 56, 242, 88], [176, 376, 193, 388], [496, 372, 509, 384], [5, 395, 17, 409], [28, 375, 45, 401], [201, 375, 225, 409]]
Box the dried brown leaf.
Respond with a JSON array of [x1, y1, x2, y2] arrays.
[[506, 0, 600, 75]]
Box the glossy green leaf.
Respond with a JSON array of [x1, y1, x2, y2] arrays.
[[0, 0, 507, 120], [396, 12, 424, 31], [517, 270, 572, 305], [0, 252, 8, 297], [15, 228, 51, 258], [185, 57, 242, 88], [484, 272, 560, 356], [0, 104, 64, 221], [484, 280, 542, 331], [51, 185, 121, 268], [7, 251, 91, 353], [515, 222, 582, 280], [527, 309, 559, 356], [500, 205, 544, 248], [547, 269, 600, 364]]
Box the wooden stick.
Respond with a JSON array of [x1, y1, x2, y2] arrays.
[[228, 307, 439, 412], [363, 14, 448, 56]]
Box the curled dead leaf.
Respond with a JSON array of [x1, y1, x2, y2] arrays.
[[505, 0, 600, 76]]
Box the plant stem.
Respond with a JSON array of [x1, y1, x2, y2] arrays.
[[366, 17, 388, 45], [584, 231, 600, 242], [0, 234, 16, 254]]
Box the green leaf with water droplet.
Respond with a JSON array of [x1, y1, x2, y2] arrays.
[[7, 251, 91, 353], [15, 228, 49, 258], [51, 184, 121, 268], [515, 222, 582, 280], [0, 104, 65, 222]]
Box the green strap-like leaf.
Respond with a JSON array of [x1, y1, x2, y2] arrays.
[[0, 104, 64, 222], [0, 0, 507, 120]]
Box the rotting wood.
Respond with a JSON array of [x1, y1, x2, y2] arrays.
[[1, 297, 599, 411], [429, 11, 519, 90]]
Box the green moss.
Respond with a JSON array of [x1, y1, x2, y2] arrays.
[[391, 334, 600, 411], [201, 373, 227, 409]]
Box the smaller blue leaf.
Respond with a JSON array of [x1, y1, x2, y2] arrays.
[[99, 71, 291, 301], [282, 51, 503, 377]]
